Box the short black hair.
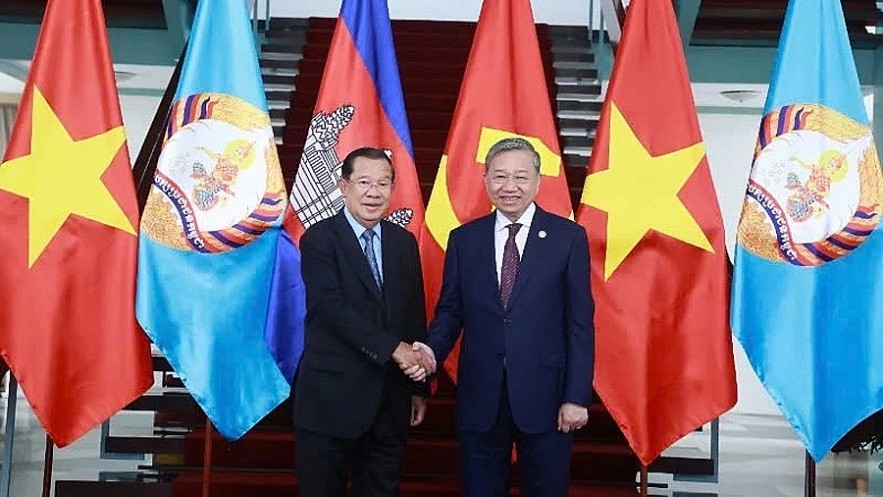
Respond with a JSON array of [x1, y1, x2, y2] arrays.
[[340, 147, 395, 182]]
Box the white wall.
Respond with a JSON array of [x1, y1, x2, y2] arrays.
[[119, 95, 161, 161], [699, 112, 781, 416], [0, 85, 160, 163], [268, 0, 592, 25]]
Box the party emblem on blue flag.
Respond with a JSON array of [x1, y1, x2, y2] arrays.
[[136, 0, 303, 441], [739, 104, 882, 266], [731, 0, 883, 462], [143, 94, 285, 252]]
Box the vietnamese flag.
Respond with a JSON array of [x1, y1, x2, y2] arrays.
[[0, 0, 153, 447], [420, 0, 572, 380], [576, 0, 737, 465], [285, 0, 424, 240]]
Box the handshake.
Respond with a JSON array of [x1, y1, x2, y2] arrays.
[[391, 341, 437, 382]]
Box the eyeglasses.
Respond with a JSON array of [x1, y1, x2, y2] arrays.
[[347, 178, 394, 192]]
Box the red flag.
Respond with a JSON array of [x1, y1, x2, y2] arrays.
[[576, 0, 737, 464], [420, 0, 572, 380], [0, 0, 153, 447], [285, 0, 424, 241]]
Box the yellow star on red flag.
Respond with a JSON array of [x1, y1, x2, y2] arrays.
[[0, 87, 135, 267], [582, 103, 713, 280]]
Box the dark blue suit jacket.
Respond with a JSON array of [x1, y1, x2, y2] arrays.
[[426, 206, 594, 434]]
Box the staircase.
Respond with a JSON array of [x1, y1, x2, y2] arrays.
[[261, 16, 601, 208], [169, 379, 645, 496]]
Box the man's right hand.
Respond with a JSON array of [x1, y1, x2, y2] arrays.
[[392, 342, 428, 381], [412, 342, 436, 375], [400, 342, 436, 382], [392, 341, 437, 382]]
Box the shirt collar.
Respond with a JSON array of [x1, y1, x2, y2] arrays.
[[343, 207, 382, 241], [494, 202, 536, 232]]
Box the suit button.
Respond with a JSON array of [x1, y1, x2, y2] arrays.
[[504, 318, 512, 324]]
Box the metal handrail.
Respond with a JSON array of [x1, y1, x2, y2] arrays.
[[251, 0, 272, 38]]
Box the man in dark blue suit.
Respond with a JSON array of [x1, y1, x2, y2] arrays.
[[410, 137, 594, 497]]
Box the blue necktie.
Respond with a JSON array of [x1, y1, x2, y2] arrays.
[[361, 229, 382, 288]]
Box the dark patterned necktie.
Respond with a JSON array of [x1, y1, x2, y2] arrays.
[[361, 229, 382, 288], [500, 223, 522, 308]]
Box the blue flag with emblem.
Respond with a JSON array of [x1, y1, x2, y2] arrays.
[[731, 0, 883, 461], [136, 0, 305, 439]]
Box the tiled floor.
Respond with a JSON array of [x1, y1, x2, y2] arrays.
[[0, 385, 880, 496], [663, 414, 883, 496]]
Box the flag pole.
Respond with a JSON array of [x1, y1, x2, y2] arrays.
[[40, 435, 54, 497], [201, 418, 214, 497], [639, 463, 648, 497], [804, 451, 816, 497], [0, 375, 18, 497]]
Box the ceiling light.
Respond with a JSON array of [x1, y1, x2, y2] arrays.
[[114, 71, 136, 83], [720, 89, 762, 103]]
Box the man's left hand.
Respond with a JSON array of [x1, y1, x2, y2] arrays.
[[411, 396, 427, 427], [557, 402, 588, 433]]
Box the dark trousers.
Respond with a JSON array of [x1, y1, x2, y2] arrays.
[[296, 386, 407, 497], [458, 381, 573, 497]]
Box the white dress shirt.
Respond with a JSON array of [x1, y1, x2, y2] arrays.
[[494, 202, 536, 285]]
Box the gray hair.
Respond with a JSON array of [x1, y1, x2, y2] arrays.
[[484, 137, 541, 173]]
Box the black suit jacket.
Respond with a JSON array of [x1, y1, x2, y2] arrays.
[[293, 209, 428, 439]]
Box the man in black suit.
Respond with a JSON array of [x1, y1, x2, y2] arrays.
[[294, 147, 430, 497], [410, 137, 594, 497]]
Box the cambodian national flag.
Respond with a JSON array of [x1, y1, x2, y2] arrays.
[[284, 0, 424, 242], [731, 0, 883, 461], [135, 0, 305, 439]]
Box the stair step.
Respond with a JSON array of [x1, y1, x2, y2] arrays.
[[553, 51, 596, 64], [262, 40, 307, 53], [559, 101, 604, 113], [293, 73, 465, 95], [289, 91, 459, 113], [260, 51, 302, 62], [557, 85, 603, 97], [265, 89, 293, 103], [551, 45, 594, 55], [305, 30, 479, 48], [284, 108, 594, 135], [264, 30, 307, 43], [180, 429, 637, 482], [262, 73, 297, 86], [548, 25, 591, 37], [563, 135, 595, 149], [297, 58, 475, 78], [266, 17, 310, 30], [170, 472, 647, 497], [303, 44, 472, 62], [260, 58, 300, 70]]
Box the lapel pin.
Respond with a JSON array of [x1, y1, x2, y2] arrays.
[[538, 230, 547, 239]]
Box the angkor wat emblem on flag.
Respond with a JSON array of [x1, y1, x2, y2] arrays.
[[289, 104, 413, 230]]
